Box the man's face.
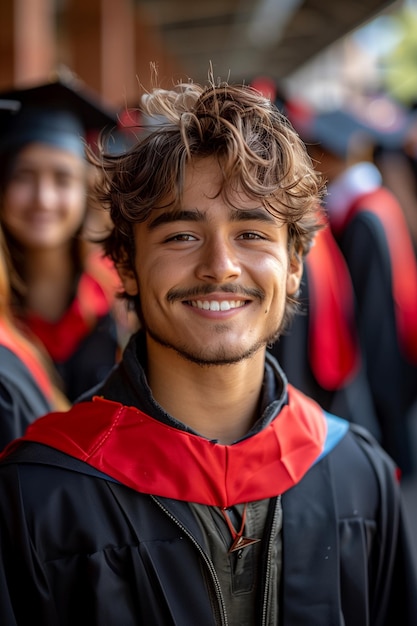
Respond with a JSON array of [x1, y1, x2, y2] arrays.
[[1, 143, 86, 250], [120, 157, 302, 366]]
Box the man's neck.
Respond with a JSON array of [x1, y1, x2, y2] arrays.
[[146, 340, 266, 444]]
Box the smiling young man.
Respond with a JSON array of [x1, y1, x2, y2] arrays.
[[0, 80, 415, 625]]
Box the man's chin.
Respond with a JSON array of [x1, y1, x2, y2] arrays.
[[158, 339, 266, 366], [183, 350, 256, 367]]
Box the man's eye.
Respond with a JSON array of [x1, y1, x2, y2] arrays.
[[166, 233, 196, 242], [239, 232, 263, 240]]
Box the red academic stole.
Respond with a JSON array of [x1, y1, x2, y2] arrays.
[[306, 223, 360, 389], [337, 187, 417, 364], [3, 385, 327, 508], [0, 317, 53, 401], [25, 250, 121, 362]]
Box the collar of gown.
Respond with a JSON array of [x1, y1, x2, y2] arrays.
[[8, 385, 330, 508]]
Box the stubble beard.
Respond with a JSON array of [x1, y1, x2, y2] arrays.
[[146, 322, 283, 367]]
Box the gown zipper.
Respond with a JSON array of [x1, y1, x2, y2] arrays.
[[152, 495, 229, 626]]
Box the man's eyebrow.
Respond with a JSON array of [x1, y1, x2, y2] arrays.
[[147, 206, 277, 230], [230, 207, 277, 224], [147, 209, 206, 230]]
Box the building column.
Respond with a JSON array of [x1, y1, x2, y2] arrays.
[[0, 0, 56, 89]]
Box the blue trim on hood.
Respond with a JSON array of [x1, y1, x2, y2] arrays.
[[316, 412, 350, 463]]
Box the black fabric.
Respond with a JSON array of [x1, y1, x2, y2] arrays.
[[269, 267, 381, 440], [282, 423, 417, 626], [55, 312, 118, 402], [0, 431, 415, 625], [0, 346, 52, 450], [337, 210, 417, 475], [0, 337, 416, 624]]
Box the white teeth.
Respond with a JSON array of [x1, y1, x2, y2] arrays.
[[190, 300, 245, 311]]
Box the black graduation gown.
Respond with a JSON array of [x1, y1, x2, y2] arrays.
[[337, 208, 417, 475], [269, 267, 381, 440], [0, 346, 52, 450], [0, 427, 415, 626], [269, 226, 381, 440], [52, 312, 118, 402], [0, 335, 415, 625]]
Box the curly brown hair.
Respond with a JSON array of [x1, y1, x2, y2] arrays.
[[89, 79, 326, 328]]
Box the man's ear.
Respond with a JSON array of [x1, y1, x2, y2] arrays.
[[286, 249, 303, 296], [117, 263, 139, 296]]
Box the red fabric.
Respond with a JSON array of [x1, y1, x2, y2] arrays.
[[4, 385, 327, 508], [0, 318, 53, 400], [307, 224, 360, 389], [26, 252, 120, 362], [342, 188, 417, 363]]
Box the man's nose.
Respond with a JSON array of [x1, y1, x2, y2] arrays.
[[195, 235, 242, 282]]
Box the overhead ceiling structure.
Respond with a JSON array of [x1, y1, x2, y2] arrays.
[[138, 0, 397, 84]]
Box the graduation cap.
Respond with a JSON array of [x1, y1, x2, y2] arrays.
[[0, 73, 118, 158], [303, 99, 412, 160], [0, 98, 20, 147], [307, 109, 373, 159]]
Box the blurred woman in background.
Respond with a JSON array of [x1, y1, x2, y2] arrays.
[[0, 220, 70, 448], [0, 75, 122, 402]]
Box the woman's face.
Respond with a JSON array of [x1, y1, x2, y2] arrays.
[[1, 142, 87, 250]]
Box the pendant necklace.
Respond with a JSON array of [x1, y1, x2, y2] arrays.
[[221, 502, 261, 554]]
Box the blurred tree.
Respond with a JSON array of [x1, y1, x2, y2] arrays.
[[381, 7, 417, 106]]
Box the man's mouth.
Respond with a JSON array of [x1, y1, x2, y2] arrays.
[[188, 300, 247, 311]]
